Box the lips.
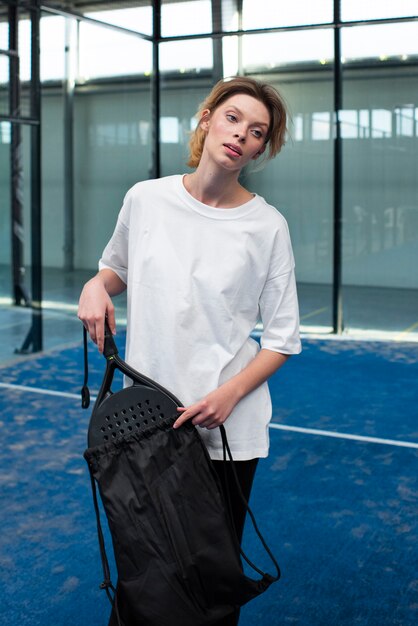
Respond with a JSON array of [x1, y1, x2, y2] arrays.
[[223, 143, 242, 157]]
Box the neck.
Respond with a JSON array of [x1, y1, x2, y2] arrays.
[[184, 163, 251, 209]]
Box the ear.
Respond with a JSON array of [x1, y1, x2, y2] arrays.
[[252, 144, 266, 160], [199, 109, 211, 132]]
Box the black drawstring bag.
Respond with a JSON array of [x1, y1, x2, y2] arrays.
[[82, 323, 280, 626]]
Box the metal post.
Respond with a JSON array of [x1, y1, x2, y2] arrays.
[[332, 0, 343, 334], [9, 0, 30, 307], [212, 0, 223, 82], [30, 0, 43, 351], [150, 0, 161, 179]]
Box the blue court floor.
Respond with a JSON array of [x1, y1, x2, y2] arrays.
[[0, 335, 417, 625]]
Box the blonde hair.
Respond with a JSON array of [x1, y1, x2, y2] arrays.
[[188, 76, 288, 168]]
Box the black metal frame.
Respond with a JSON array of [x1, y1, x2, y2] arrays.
[[332, 0, 343, 333], [29, 0, 43, 352], [151, 0, 161, 179], [3, 0, 42, 352], [9, 0, 30, 308], [5, 0, 418, 351]]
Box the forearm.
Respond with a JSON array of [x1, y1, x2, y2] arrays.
[[94, 268, 126, 296], [173, 348, 289, 430], [222, 349, 289, 405], [78, 268, 126, 351]]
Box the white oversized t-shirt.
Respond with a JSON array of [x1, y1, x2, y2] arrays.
[[99, 175, 301, 460]]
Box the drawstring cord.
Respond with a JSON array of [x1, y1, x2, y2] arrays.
[[220, 425, 281, 583], [83, 326, 121, 625], [89, 467, 122, 626]]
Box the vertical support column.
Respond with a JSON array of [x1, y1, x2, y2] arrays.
[[30, 0, 43, 351], [151, 0, 161, 179], [9, 0, 29, 306], [212, 0, 223, 82], [332, 0, 343, 334], [63, 18, 76, 272]]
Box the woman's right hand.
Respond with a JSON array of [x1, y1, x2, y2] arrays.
[[78, 272, 118, 353]]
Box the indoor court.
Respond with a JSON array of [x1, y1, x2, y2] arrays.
[[1, 1, 418, 625], [0, 329, 417, 625]]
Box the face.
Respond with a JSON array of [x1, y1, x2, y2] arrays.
[[200, 93, 271, 171]]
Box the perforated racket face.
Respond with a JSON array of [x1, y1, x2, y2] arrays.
[[87, 385, 179, 448]]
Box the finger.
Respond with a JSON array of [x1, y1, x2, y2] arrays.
[[96, 320, 105, 353], [173, 415, 188, 429], [107, 306, 117, 335], [87, 321, 97, 345], [194, 417, 217, 429], [173, 409, 196, 429]]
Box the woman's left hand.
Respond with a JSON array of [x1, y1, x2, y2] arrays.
[[173, 383, 239, 430], [173, 350, 289, 431]]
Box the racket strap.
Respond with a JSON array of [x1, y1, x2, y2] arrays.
[[88, 467, 122, 626], [81, 326, 91, 409], [220, 425, 280, 583]]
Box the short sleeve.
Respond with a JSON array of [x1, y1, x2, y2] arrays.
[[98, 190, 132, 285], [259, 224, 302, 355]]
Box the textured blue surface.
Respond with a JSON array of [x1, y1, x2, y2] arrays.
[[0, 337, 417, 625], [270, 339, 418, 442]]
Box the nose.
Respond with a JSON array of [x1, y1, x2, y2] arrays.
[[233, 130, 246, 143]]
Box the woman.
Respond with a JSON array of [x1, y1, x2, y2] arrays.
[[78, 76, 301, 625]]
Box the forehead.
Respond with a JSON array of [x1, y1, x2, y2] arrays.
[[218, 93, 270, 125]]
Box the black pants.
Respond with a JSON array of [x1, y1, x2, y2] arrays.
[[211, 458, 259, 626]]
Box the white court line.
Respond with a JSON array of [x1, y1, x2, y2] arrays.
[[0, 381, 96, 402], [270, 423, 418, 449], [1, 382, 418, 450]]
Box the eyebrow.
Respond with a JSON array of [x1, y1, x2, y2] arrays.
[[226, 105, 269, 128]]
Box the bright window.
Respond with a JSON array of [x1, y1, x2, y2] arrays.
[[342, 0, 418, 21]]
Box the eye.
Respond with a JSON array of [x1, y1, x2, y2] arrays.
[[251, 129, 263, 139], [226, 113, 238, 123]]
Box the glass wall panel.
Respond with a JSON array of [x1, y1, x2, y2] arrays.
[[18, 16, 31, 81], [74, 25, 153, 272], [40, 16, 66, 82], [39, 9, 66, 293], [79, 21, 152, 80], [241, 29, 333, 72], [36, 12, 153, 350], [0, 54, 9, 115], [342, 0, 418, 22], [161, 0, 212, 36], [37, 13, 81, 348], [159, 38, 213, 73], [0, 11, 8, 50], [85, 5, 153, 36], [1, 11, 32, 119], [0, 120, 35, 355], [18, 16, 31, 118], [245, 70, 334, 331], [342, 22, 418, 63], [159, 76, 212, 176], [242, 0, 333, 30], [341, 25, 418, 335], [4, 0, 417, 351], [41, 87, 65, 270]]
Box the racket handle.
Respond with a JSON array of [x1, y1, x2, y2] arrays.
[[104, 320, 118, 358]]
